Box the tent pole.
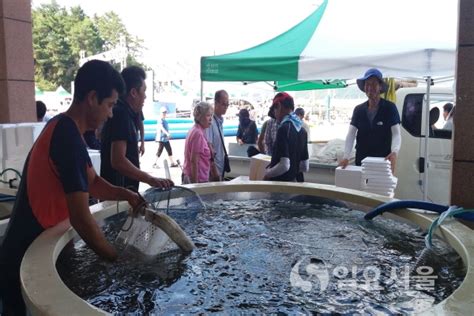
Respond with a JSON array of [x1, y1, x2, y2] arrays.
[[422, 77, 432, 201], [200, 81, 203, 101]]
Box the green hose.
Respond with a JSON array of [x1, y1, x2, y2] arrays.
[[0, 168, 21, 188], [412, 206, 474, 273], [0, 168, 21, 179], [425, 206, 474, 249]]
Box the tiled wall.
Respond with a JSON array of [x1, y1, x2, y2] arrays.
[[452, 0, 474, 207], [0, 0, 35, 122]]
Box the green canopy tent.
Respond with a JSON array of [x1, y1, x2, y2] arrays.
[[35, 86, 44, 97], [200, 0, 340, 91], [200, 1, 329, 82], [55, 85, 71, 97], [274, 79, 346, 92], [201, 0, 455, 91], [201, 0, 457, 202]]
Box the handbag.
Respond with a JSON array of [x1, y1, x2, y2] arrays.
[[224, 154, 231, 173]]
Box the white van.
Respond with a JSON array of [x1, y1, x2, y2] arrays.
[[395, 87, 454, 204]]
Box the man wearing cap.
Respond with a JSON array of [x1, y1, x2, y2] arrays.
[[153, 106, 178, 168], [339, 68, 401, 173], [263, 92, 309, 182], [206, 90, 229, 180]]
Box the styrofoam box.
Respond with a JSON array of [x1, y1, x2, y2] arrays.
[[363, 170, 393, 177], [2, 123, 46, 161], [362, 165, 392, 172], [88, 149, 101, 174], [249, 153, 271, 180], [361, 156, 390, 165], [0, 128, 3, 161], [2, 124, 21, 160], [364, 182, 397, 190], [335, 166, 363, 190], [228, 142, 255, 157], [364, 176, 398, 185], [17, 122, 46, 147], [0, 125, 14, 164]]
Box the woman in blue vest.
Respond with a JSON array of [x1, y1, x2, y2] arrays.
[[339, 68, 401, 173]]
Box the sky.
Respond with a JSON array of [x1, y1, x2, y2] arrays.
[[31, 0, 457, 99], [31, 0, 324, 97], [32, 0, 321, 66]]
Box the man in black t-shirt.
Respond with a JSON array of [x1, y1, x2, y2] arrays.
[[100, 66, 173, 191], [264, 92, 309, 182]]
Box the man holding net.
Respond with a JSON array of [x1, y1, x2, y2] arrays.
[[0, 60, 144, 315], [100, 66, 173, 192]]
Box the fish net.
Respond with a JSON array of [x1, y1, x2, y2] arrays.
[[116, 186, 205, 257]]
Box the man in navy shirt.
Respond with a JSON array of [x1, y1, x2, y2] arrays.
[[264, 92, 309, 182], [101, 66, 173, 191], [339, 68, 401, 172], [0, 60, 143, 315]]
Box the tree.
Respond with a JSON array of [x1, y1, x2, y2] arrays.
[[65, 6, 104, 64], [93, 12, 147, 69], [33, 3, 75, 90], [32, 3, 146, 91]]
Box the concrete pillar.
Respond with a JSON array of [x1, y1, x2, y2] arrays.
[[0, 0, 35, 123], [451, 0, 474, 207]]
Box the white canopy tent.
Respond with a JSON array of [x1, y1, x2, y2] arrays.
[[297, 0, 457, 81], [201, 0, 458, 201], [202, 0, 457, 82]]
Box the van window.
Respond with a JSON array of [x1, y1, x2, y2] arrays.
[[402, 94, 423, 137], [402, 93, 452, 139]]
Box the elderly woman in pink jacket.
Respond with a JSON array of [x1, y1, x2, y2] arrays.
[[182, 102, 219, 183]]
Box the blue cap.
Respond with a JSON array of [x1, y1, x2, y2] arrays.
[[356, 68, 388, 93]]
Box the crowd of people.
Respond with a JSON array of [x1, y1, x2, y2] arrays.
[[0, 61, 309, 314], [1, 61, 458, 314]]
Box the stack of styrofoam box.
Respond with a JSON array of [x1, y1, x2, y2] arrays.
[[1, 123, 46, 183], [87, 149, 101, 174], [361, 157, 398, 197], [249, 153, 271, 180], [0, 124, 16, 171], [335, 165, 363, 190]]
